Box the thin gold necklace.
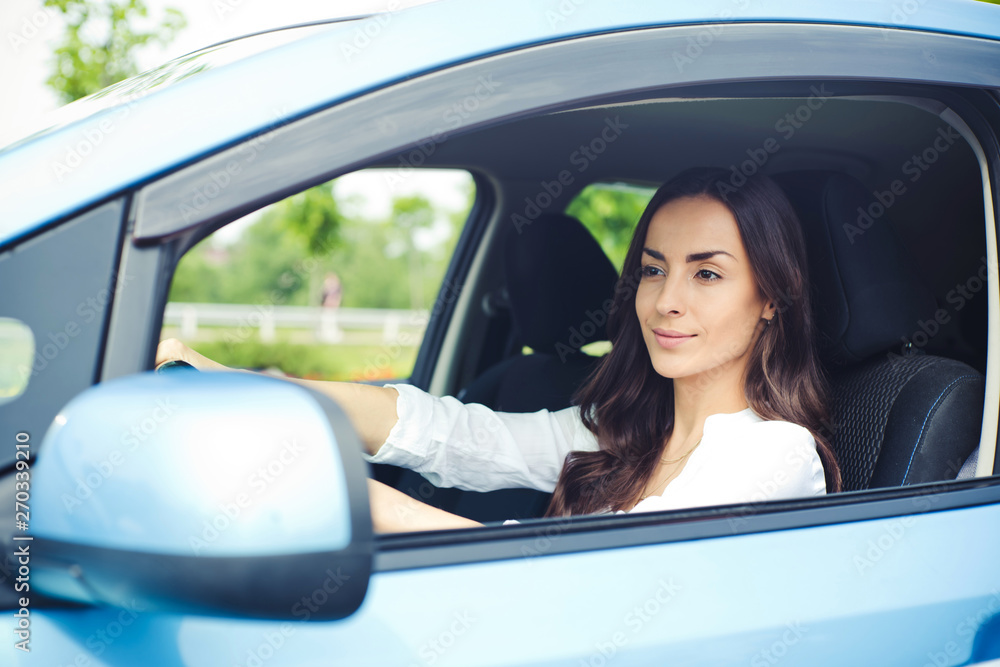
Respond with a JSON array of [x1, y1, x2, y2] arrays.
[[640, 437, 703, 502]]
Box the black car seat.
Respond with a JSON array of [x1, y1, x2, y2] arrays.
[[393, 213, 619, 521], [776, 171, 986, 490]]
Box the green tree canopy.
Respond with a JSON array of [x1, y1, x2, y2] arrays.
[[566, 183, 655, 271], [44, 0, 186, 103]]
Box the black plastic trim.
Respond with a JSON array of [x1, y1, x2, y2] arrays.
[[32, 538, 370, 620], [373, 477, 1000, 572], [133, 22, 1000, 242], [410, 171, 495, 390]]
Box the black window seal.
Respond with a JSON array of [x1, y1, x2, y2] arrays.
[[373, 477, 1000, 572], [409, 170, 495, 390]]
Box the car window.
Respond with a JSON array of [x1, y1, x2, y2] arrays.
[[565, 181, 656, 272], [163, 168, 474, 382], [125, 18, 1000, 542], [0, 317, 33, 405]]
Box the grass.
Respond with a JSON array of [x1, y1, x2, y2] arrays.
[[189, 337, 418, 382], [0, 320, 33, 401]]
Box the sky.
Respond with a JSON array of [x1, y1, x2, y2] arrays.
[[0, 0, 439, 141], [0, 0, 469, 241]]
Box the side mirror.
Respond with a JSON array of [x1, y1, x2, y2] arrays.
[[27, 371, 372, 620]]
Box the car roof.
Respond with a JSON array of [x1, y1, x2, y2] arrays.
[[1, 0, 998, 247]]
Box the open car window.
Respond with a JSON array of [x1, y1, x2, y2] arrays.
[[154, 90, 996, 542], [162, 169, 474, 384]]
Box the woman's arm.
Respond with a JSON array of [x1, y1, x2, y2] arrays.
[[156, 338, 596, 494], [155, 338, 398, 456], [367, 479, 482, 532]]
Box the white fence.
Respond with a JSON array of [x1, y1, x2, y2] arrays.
[[163, 303, 429, 343]]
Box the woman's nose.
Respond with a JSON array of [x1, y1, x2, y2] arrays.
[[655, 274, 686, 316]]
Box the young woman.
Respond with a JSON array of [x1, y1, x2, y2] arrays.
[[157, 168, 841, 532]]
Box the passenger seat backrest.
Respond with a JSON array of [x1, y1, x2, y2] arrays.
[[775, 171, 985, 491], [458, 213, 619, 410], [397, 213, 619, 521]]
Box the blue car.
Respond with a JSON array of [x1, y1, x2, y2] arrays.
[[3, 0, 1000, 664]]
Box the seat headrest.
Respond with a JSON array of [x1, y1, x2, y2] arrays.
[[503, 213, 618, 354], [775, 171, 937, 366]]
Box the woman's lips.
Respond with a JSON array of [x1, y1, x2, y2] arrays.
[[652, 329, 695, 349]]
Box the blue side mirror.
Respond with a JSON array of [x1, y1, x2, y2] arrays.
[[26, 371, 372, 620]]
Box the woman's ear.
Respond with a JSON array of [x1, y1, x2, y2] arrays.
[[762, 300, 777, 322]]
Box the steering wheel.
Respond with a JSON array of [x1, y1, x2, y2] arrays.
[[155, 360, 198, 374]]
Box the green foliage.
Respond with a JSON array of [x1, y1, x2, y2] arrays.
[[169, 179, 468, 312], [269, 183, 344, 257], [44, 0, 187, 103], [191, 339, 417, 382], [168, 215, 312, 306], [566, 183, 655, 270]]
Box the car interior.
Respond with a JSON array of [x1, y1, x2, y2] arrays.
[[187, 87, 994, 525]]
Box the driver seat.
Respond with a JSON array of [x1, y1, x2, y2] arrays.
[[776, 171, 985, 490]]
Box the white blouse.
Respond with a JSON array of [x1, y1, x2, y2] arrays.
[[365, 383, 827, 517]]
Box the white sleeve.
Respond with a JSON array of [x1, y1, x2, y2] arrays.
[[364, 383, 598, 493], [629, 420, 826, 515]]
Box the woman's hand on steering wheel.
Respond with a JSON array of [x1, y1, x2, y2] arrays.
[[155, 338, 231, 372]]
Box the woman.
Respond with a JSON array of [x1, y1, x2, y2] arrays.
[[157, 168, 841, 532]]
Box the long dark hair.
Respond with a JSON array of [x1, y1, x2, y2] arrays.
[[545, 168, 842, 517]]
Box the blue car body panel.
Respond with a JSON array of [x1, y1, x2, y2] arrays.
[[1, 0, 999, 247], [3, 1, 1000, 665], [6, 504, 998, 665]]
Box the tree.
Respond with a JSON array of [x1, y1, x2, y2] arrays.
[[566, 184, 654, 270], [44, 0, 186, 103]]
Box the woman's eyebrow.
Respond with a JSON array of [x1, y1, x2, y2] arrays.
[[642, 248, 736, 263], [686, 250, 736, 263]]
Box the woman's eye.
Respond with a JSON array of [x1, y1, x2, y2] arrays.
[[696, 269, 720, 281], [640, 265, 663, 278]]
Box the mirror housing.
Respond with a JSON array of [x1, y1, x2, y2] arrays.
[[27, 371, 372, 620]]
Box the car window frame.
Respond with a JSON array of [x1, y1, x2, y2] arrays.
[[100, 21, 1000, 566]]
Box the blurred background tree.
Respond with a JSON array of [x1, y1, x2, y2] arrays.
[[168, 182, 467, 312], [44, 0, 186, 102], [567, 183, 655, 270]]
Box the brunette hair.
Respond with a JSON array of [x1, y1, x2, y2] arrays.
[[545, 167, 842, 517]]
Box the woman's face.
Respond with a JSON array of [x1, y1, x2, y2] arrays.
[[634, 195, 775, 387]]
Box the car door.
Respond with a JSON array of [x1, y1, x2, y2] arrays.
[[5, 10, 1000, 667]]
